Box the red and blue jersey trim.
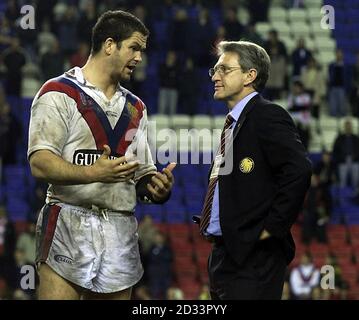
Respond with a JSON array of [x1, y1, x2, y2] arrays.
[[37, 77, 144, 156]]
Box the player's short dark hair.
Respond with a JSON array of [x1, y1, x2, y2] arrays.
[[91, 10, 149, 55], [217, 40, 271, 92]]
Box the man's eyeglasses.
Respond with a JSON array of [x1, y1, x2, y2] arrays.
[[208, 65, 242, 77]]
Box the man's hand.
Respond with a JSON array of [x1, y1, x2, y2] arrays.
[[259, 229, 271, 240], [89, 144, 139, 183], [147, 163, 176, 202]]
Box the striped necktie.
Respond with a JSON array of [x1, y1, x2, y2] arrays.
[[199, 114, 235, 234]]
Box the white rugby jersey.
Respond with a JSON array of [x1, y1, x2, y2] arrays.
[[28, 67, 157, 211]]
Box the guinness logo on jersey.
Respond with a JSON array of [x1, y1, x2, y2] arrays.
[[73, 149, 120, 166]]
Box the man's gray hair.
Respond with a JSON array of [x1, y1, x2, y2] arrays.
[[217, 40, 271, 92]]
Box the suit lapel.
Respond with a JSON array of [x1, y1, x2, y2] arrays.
[[232, 94, 261, 141], [207, 94, 262, 180]]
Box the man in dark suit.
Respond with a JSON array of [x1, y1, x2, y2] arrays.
[[196, 41, 312, 300]]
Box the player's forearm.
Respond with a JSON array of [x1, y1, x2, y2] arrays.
[[29, 150, 95, 185]]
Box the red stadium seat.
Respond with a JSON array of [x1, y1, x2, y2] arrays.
[[309, 243, 329, 267], [174, 263, 198, 283], [177, 279, 201, 299], [327, 225, 347, 235], [313, 256, 327, 268], [194, 242, 212, 259], [340, 264, 358, 289], [327, 225, 348, 243], [197, 255, 208, 270], [174, 255, 194, 267], [328, 236, 348, 246], [168, 223, 190, 237], [330, 245, 353, 264], [309, 243, 330, 256], [351, 245, 359, 263], [156, 223, 169, 235], [14, 221, 29, 236], [348, 225, 359, 237], [172, 241, 194, 258], [350, 236, 359, 246]]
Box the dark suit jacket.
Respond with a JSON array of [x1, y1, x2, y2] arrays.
[[214, 94, 312, 267]]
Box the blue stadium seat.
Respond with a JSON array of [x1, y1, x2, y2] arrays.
[[5, 185, 27, 199], [0, 186, 4, 203], [345, 0, 359, 8], [4, 165, 26, 178], [141, 204, 164, 223], [187, 6, 199, 19], [153, 21, 169, 46], [6, 200, 29, 221], [164, 211, 188, 223]]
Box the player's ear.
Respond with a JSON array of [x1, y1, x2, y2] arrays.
[[103, 38, 115, 56], [244, 68, 257, 87]]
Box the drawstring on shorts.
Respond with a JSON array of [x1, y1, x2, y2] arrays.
[[91, 205, 109, 221]]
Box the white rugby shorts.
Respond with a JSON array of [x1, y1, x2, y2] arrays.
[[36, 203, 143, 293]]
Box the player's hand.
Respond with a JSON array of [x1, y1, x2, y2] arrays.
[[147, 163, 176, 201], [90, 145, 139, 183]]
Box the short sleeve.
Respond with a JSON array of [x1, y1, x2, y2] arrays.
[[27, 92, 71, 159]]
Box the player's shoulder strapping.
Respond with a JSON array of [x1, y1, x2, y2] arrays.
[[37, 75, 82, 101], [120, 86, 146, 112]]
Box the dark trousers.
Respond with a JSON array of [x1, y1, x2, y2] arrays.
[[208, 237, 287, 300]]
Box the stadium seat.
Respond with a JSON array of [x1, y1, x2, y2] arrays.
[[271, 22, 292, 37], [348, 226, 359, 238], [288, 9, 307, 22], [164, 211, 188, 223], [281, 36, 296, 53], [340, 264, 358, 289], [14, 220, 29, 236], [176, 277, 201, 299], [168, 223, 190, 237], [315, 37, 336, 51], [309, 243, 330, 258], [330, 245, 353, 265], [291, 22, 311, 38], [156, 127, 177, 150], [302, 37, 316, 51], [311, 22, 332, 38], [327, 225, 348, 237], [304, 0, 326, 8], [191, 115, 212, 130], [153, 21, 169, 46], [194, 241, 212, 259], [148, 114, 170, 130], [268, 8, 288, 23], [306, 7, 323, 22], [156, 223, 169, 235], [256, 22, 272, 39], [171, 114, 191, 130], [317, 50, 336, 66], [172, 240, 194, 258], [174, 259, 198, 281]]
